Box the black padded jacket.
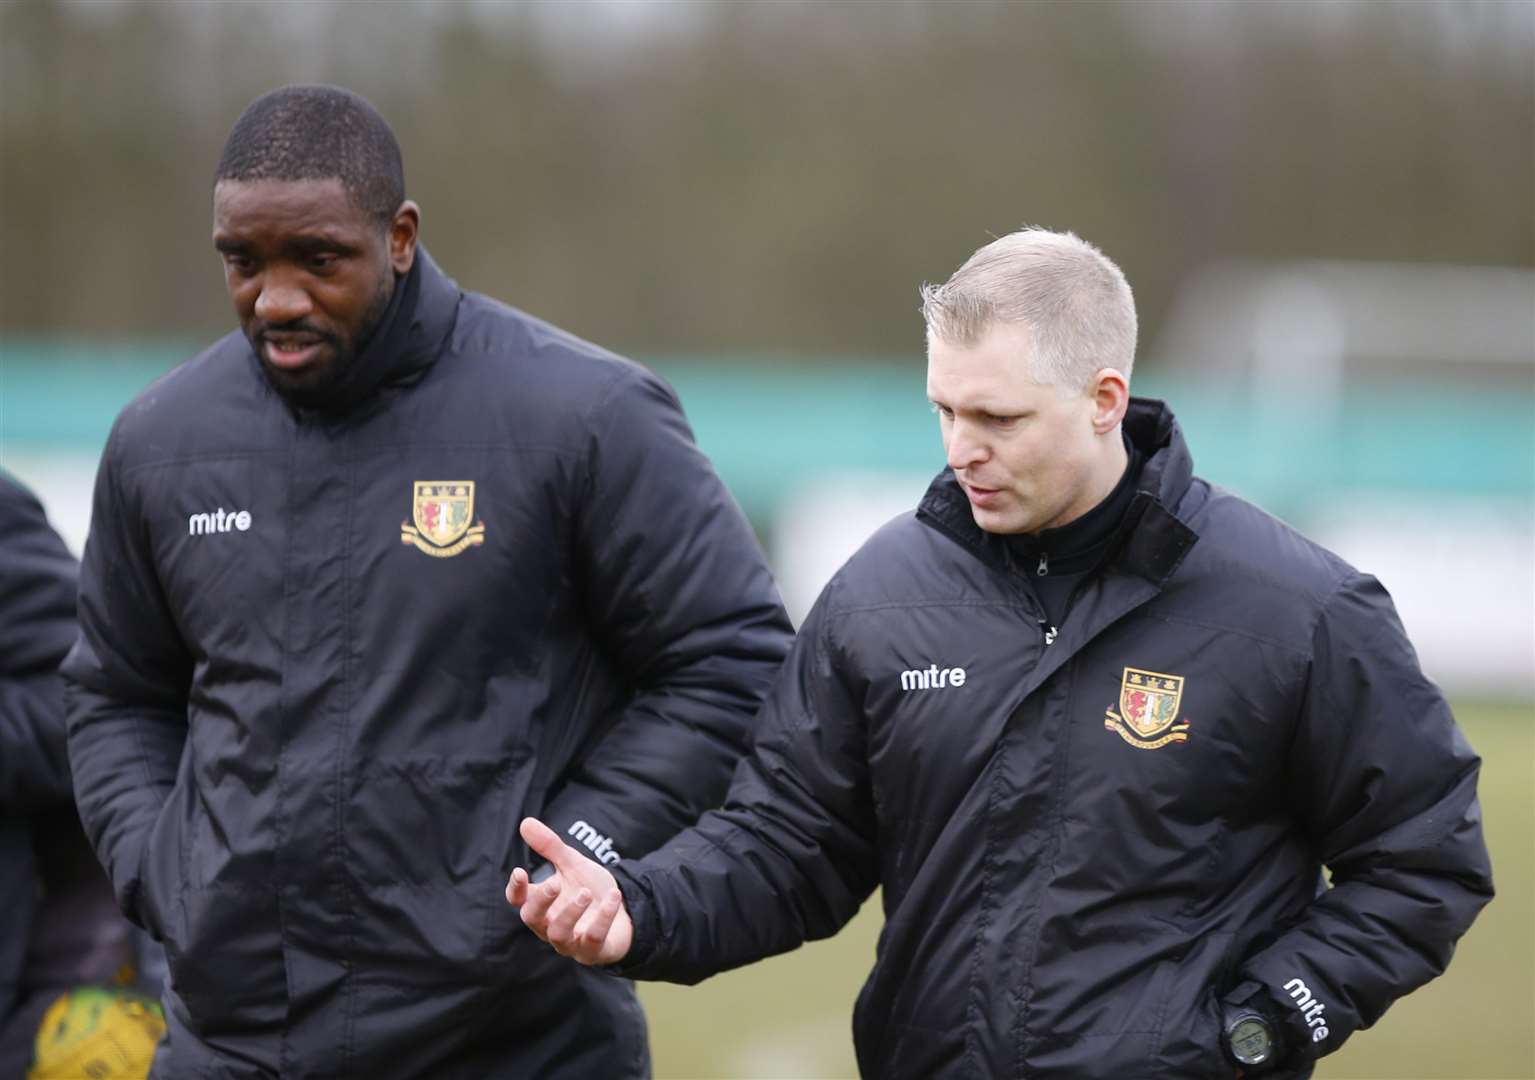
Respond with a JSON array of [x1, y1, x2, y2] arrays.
[[0, 473, 80, 1023], [62, 250, 793, 1079], [612, 399, 1494, 1079]]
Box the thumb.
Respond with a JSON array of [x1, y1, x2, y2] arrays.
[[520, 817, 581, 873]]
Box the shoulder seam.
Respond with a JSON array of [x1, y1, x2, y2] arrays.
[[825, 598, 1032, 622], [1129, 610, 1315, 658]]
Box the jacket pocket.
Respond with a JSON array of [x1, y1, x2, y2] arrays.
[[346, 755, 517, 974], [1153, 930, 1239, 1078], [141, 786, 284, 1031], [168, 882, 286, 1030], [136, 786, 187, 945]]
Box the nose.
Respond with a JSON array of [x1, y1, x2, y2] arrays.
[[945, 418, 990, 471], [253, 273, 314, 326]]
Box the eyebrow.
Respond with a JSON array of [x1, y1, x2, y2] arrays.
[[212, 233, 362, 257], [927, 395, 1030, 416], [284, 234, 360, 257]]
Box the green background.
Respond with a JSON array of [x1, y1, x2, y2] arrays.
[[3, 346, 1531, 523]]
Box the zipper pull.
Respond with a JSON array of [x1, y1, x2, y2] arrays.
[[1036, 552, 1049, 576], [1040, 620, 1057, 646]]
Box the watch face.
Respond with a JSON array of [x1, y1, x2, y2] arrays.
[[1228, 1016, 1275, 1066]]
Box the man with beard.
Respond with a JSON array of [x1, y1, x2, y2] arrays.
[[507, 228, 1493, 1079], [62, 84, 792, 1079]]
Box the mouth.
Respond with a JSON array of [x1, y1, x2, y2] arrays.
[[957, 478, 1006, 509], [961, 481, 1003, 508], [261, 335, 326, 372]]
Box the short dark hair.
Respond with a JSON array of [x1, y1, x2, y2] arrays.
[[215, 84, 405, 225]]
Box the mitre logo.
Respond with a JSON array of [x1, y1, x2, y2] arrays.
[[1104, 666, 1191, 750], [567, 820, 623, 865], [899, 665, 967, 691], [1283, 977, 1332, 1043], [188, 507, 252, 535], [400, 481, 486, 558]]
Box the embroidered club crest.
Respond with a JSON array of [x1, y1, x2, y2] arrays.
[[400, 481, 486, 558], [1104, 666, 1190, 750]]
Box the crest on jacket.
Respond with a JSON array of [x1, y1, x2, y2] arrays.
[[400, 481, 486, 557], [1105, 667, 1190, 749]]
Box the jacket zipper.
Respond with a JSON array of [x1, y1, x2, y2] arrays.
[[1035, 553, 1055, 643]]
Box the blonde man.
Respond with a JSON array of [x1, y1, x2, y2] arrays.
[[512, 228, 1492, 1079]]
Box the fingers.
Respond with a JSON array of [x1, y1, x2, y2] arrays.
[[505, 866, 530, 907], [517, 872, 562, 934], [508, 818, 629, 965], [519, 817, 579, 874], [543, 885, 595, 956], [571, 887, 622, 953], [512, 873, 597, 959], [506, 870, 631, 965]]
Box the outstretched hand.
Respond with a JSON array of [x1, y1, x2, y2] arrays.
[[505, 817, 633, 966]]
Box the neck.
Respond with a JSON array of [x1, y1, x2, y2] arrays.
[[1004, 429, 1142, 572], [1054, 426, 1129, 532]]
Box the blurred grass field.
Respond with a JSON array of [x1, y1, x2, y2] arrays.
[[638, 702, 1534, 1079]]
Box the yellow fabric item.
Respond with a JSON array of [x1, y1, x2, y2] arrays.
[[27, 987, 164, 1080]]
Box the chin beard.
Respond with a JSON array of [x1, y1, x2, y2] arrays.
[[258, 348, 348, 409], [256, 274, 395, 410]]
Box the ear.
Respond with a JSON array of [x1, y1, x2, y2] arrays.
[[1089, 367, 1130, 434], [388, 200, 421, 275]]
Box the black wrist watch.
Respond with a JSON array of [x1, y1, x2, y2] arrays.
[[1224, 1009, 1279, 1070], [1221, 981, 1285, 1073]]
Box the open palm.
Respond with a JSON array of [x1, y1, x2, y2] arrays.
[[505, 817, 633, 966]]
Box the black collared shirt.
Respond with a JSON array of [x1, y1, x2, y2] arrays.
[[1003, 432, 1144, 631]]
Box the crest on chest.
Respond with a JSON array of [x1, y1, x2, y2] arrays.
[[401, 481, 487, 558], [1104, 666, 1190, 750]]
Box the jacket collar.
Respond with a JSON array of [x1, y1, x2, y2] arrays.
[[255, 245, 461, 417], [916, 396, 1199, 586]]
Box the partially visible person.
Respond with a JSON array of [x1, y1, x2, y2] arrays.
[[508, 228, 1494, 1079], [0, 471, 164, 1080]]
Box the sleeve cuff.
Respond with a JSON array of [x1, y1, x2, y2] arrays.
[[603, 862, 662, 978]]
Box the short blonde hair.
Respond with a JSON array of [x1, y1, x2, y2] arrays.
[[920, 227, 1138, 389]]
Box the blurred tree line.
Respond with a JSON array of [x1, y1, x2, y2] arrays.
[[1, 0, 1530, 361]]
